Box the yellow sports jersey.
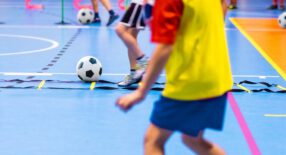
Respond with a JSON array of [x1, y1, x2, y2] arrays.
[[162, 0, 233, 100]]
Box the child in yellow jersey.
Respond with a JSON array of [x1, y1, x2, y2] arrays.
[[116, 0, 232, 154]]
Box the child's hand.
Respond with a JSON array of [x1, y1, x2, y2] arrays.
[[116, 90, 145, 112]]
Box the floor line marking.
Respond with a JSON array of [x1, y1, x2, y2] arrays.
[[0, 72, 281, 78], [37, 80, 46, 90], [0, 34, 59, 56], [276, 85, 286, 90], [236, 84, 252, 93], [0, 24, 283, 31], [226, 27, 286, 32], [90, 82, 96, 90], [228, 93, 261, 155], [0, 25, 113, 29], [3, 73, 54, 76], [264, 114, 286, 117], [230, 18, 286, 81]]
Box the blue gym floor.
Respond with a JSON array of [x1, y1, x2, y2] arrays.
[[0, 0, 285, 154]]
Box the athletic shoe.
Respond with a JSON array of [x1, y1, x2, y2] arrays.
[[106, 14, 119, 26], [92, 17, 101, 24], [118, 73, 141, 87], [133, 56, 148, 80], [267, 5, 278, 10]]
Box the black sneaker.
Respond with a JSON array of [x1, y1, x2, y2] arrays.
[[106, 14, 119, 26], [267, 5, 278, 10], [92, 17, 101, 24]]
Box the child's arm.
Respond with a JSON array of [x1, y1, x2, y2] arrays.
[[222, 0, 227, 18], [116, 43, 173, 111]]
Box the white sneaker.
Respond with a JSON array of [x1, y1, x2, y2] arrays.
[[133, 56, 148, 80], [118, 73, 141, 87]]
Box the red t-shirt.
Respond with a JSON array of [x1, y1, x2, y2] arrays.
[[151, 0, 184, 44]]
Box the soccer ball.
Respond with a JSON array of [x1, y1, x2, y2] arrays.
[[76, 56, 103, 82], [77, 8, 94, 24], [278, 12, 286, 28]]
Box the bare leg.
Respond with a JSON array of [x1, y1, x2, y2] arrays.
[[127, 49, 137, 69], [127, 28, 140, 69], [116, 24, 145, 69], [221, 0, 227, 18], [144, 124, 173, 155], [99, 0, 112, 11], [91, 0, 99, 12], [182, 131, 226, 155]]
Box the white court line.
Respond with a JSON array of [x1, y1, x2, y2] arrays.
[[0, 72, 281, 78], [0, 25, 284, 31], [232, 75, 280, 79], [0, 72, 126, 76], [0, 25, 114, 29], [0, 34, 59, 56], [0, 25, 93, 29], [264, 114, 286, 117], [0, 5, 76, 8], [2, 73, 54, 76], [225, 27, 286, 32]]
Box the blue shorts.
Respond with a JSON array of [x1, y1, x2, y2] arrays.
[[150, 93, 227, 137]]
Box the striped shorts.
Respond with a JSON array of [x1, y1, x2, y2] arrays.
[[120, 3, 146, 29]]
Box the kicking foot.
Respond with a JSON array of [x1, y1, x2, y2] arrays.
[[106, 14, 119, 26]]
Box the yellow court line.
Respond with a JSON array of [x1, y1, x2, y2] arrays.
[[276, 85, 286, 91], [236, 84, 251, 93], [37, 80, 46, 90], [230, 18, 286, 81], [264, 114, 286, 117], [90, 82, 96, 90]]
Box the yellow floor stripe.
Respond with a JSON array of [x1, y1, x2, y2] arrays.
[[230, 18, 286, 81], [90, 82, 96, 90], [264, 114, 286, 117], [236, 84, 251, 93], [276, 85, 286, 91], [37, 80, 46, 90]]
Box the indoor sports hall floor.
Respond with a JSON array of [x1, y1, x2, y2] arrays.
[[0, 0, 285, 154]]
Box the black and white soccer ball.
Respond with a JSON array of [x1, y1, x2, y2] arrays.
[[278, 12, 286, 28], [77, 8, 94, 24], [76, 56, 103, 82]]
